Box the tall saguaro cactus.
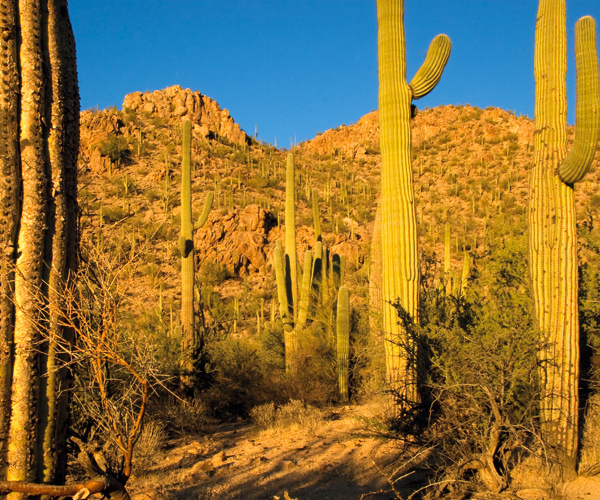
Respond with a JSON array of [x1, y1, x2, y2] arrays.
[[376, 0, 450, 403], [179, 119, 213, 388], [529, 0, 599, 475], [0, 0, 79, 489]]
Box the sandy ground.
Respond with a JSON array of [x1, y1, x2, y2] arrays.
[[127, 403, 410, 500], [126, 403, 600, 500]]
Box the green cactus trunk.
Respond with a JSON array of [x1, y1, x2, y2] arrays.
[[179, 119, 213, 389], [180, 120, 196, 383], [529, 0, 599, 475], [376, 0, 450, 405]]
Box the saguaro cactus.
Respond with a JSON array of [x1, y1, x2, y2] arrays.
[[529, 1, 599, 475], [179, 119, 213, 388], [336, 286, 350, 402], [376, 0, 450, 404], [0, 0, 79, 488], [274, 155, 344, 373]]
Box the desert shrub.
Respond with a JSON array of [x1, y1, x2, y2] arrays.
[[152, 398, 216, 437], [205, 336, 281, 418], [98, 135, 131, 164], [132, 420, 168, 476], [590, 194, 600, 208], [286, 322, 339, 405], [199, 260, 233, 286], [249, 402, 277, 429], [250, 400, 323, 435], [389, 240, 540, 494], [101, 205, 129, 223]]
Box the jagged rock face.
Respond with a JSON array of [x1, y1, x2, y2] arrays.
[[196, 204, 277, 277], [123, 85, 248, 146], [298, 111, 380, 158]]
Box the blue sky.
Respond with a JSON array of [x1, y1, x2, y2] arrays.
[[70, 1, 600, 146]]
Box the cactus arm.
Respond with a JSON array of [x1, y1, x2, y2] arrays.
[[336, 286, 350, 402], [558, 16, 600, 184], [194, 192, 214, 230], [179, 235, 189, 258], [460, 251, 471, 297], [297, 250, 313, 329], [311, 240, 323, 294], [332, 254, 342, 290], [409, 34, 452, 100], [274, 240, 292, 331]]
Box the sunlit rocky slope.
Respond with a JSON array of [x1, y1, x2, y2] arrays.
[[77, 85, 600, 337]]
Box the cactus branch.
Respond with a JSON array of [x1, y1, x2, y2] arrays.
[[194, 192, 214, 229], [409, 34, 452, 100], [558, 16, 600, 184]]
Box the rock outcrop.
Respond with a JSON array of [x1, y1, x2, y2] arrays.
[[123, 85, 248, 145], [196, 204, 276, 277], [79, 85, 248, 172]]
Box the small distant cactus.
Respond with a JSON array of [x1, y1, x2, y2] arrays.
[[336, 286, 350, 402]]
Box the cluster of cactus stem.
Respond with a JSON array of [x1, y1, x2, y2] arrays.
[[274, 154, 349, 398], [375, 0, 450, 404], [528, 0, 599, 476], [440, 218, 471, 297], [0, 0, 79, 487], [179, 119, 214, 389]]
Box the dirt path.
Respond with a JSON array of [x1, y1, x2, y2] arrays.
[[126, 403, 600, 500], [128, 403, 407, 500]]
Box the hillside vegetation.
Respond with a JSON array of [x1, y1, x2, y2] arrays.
[[74, 86, 600, 497]]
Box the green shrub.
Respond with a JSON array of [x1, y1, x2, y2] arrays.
[[205, 337, 281, 418], [98, 135, 131, 163], [389, 241, 540, 493]]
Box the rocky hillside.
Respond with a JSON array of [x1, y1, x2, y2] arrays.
[[77, 86, 600, 337]]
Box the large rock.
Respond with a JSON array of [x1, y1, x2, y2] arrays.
[[123, 85, 248, 146], [195, 204, 276, 277]]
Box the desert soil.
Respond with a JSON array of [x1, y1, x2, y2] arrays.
[[127, 402, 411, 500], [126, 402, 600, 500]]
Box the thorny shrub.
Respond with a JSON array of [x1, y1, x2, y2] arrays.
[[387, 240, 541, 495]]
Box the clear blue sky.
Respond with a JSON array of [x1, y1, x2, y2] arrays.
[[70, 1, 600, 146]]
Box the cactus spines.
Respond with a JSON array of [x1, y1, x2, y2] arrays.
[[336, 286, 350, 402], [180, 119, 213, 388], [377, 0, 450, 404], [529, 0, 599, 475]]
